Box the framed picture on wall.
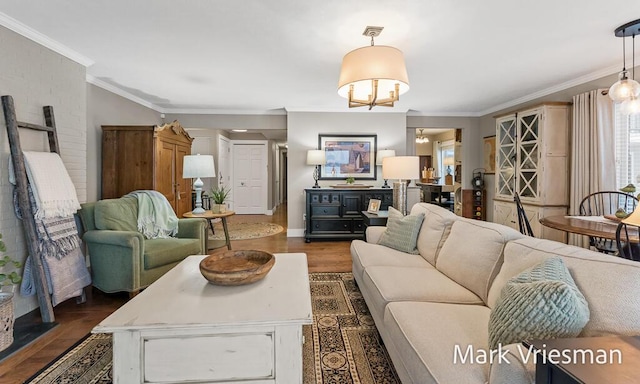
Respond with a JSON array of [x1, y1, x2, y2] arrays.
[[319, 134, 377, 180], [483, 135, 496, 174]]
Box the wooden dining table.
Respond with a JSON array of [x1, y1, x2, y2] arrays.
[[539, 215, 639, 243]]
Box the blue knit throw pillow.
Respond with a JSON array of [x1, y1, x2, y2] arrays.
[[488, 257, 590, 350]]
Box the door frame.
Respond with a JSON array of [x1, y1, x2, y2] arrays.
[[218, 135, 231, 210], [230, 140, 268, 214]]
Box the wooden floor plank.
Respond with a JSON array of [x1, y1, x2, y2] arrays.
[[0, 204, 354, 383]]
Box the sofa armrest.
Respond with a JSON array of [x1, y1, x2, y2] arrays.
[[176, 218, 207, 254], [82, 230, 145, 248], [366, 226, 386, 244]]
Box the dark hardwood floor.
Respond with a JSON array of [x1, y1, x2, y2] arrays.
[[0, 204, 353, 384]]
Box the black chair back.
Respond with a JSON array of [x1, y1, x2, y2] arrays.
[[514, 194, 534, 237], [615, 222, 640, 261], [579, 191, 638, 253]]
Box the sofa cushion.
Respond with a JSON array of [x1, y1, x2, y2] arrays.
[[362, 266, 483, 323], [383, 301, 492, 384], [488, 257, 590, 350], [144, 238, 202, 269], [410, 203, 459, 266], [94, 197, 138, 232], [488, 237, 640, 337], [350, 239, 433, 281], [378, 207, 425, 254], [436, 219, 524, 303]]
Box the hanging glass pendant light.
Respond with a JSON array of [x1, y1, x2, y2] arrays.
[[609, 20, 640, 103], [620, 34, 640, 115]]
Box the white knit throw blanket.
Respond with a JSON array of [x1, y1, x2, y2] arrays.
[[8, 151, 90, 305], [125, 190, 179, 239], [9, 151, 81, 219]]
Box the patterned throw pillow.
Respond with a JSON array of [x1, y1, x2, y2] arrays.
[[488, 257, 590, 350], [377, 207, 425, 254]]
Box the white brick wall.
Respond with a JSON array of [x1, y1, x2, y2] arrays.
[[0, 26, 87, 317]]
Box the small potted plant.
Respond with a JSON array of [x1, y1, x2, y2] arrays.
[[345, 176, 355, 185], [210, 185, 231, 213], [0, 233, 22, 352]]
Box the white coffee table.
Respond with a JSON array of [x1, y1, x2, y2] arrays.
[[93, 253, 312, 384]]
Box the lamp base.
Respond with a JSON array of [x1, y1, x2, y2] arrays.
[[393, 181, 408, 216], [191, 207, 206, 214], [382, 179, 390, 188], [312, 165, 321, 188]]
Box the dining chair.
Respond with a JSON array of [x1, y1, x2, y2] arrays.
[[579, 191, 638, 253], [514, 194, 534, 237], [615, 222, 640, 261]]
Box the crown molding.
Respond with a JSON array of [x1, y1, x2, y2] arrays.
[[166, 108, 287, 115], [285, 106, 409, 114], [0, 12, 94, 67], [406, 110, 478, 117], [86, 75, 166, 113], [477, 63, 624, 117]]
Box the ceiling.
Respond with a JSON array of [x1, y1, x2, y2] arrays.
[[1, 1, 640, 118]]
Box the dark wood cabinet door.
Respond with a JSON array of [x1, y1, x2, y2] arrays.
[[342, 193, 362, 216]]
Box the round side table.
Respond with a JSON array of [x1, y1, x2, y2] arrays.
[[183, 210, 236, 250]]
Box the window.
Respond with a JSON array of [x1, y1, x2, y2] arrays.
[[439, 140, 455, 178], [615, 105, 640, 190]]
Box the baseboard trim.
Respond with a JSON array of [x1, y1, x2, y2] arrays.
[[287, 229, 304, 237]]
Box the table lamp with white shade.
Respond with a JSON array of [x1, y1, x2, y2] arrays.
[[376, 149, 396, 188], [307, 149, 326, 188], [183, 154, 216, 214], [382, 156, 420, 215]]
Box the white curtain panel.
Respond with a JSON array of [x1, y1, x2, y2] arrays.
[[568, 89, 615, 247]]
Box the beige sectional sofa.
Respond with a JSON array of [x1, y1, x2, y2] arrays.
[[350, 203, 640, 384]]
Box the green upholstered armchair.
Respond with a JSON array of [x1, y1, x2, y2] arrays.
[[78, 196, 207, 295]]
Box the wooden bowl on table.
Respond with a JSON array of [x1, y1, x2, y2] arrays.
[[199, 250, 275, 286]]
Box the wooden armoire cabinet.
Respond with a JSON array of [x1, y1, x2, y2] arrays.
[[101, 121, 194, 216]]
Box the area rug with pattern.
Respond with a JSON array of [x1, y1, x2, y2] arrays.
[[26, 272, 399, 384], [209, 221, 284, 240]]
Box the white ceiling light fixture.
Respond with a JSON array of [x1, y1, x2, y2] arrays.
[[609, 19, 640, 107], [338, 26, 409, 110], [415, 129, 430, 144], [621, 33, 640, 115], [232, 129, 248, 132]]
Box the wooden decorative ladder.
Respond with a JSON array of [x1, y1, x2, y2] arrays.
[[1, 95, 61, 323]]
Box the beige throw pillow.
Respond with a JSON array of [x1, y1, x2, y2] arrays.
[[378, 207, 425, 254], [488, 257, 590, 350]]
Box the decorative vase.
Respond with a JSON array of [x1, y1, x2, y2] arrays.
[[211, 204, 226, 214], [0, 293, 14, 352]]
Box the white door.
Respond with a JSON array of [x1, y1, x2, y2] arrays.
[[232, 142, 267, 214], [218, 136, 231, 210]]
